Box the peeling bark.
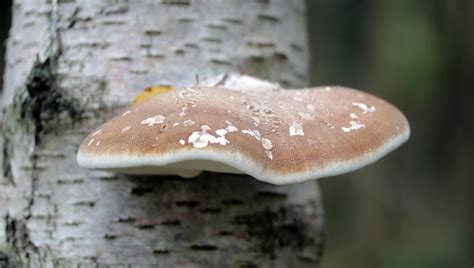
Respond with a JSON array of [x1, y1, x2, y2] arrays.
[[0, 0, 324, 266]]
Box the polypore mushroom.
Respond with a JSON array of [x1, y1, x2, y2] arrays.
[[77, 83, 409, 184]]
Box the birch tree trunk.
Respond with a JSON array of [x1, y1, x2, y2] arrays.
[[0, 0, 324, 267]]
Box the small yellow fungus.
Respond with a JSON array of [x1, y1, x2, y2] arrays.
[[132, 85, 173, 106]]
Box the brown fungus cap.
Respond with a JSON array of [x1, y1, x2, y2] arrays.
[[77, 86, 410, 184]]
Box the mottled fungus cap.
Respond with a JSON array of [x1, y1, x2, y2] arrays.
[[77, 86, 410, 184]]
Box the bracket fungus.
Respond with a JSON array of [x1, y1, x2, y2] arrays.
[[77, 80, 410, 184]]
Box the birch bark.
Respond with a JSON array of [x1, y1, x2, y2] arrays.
[[0, 1, 324, 267]]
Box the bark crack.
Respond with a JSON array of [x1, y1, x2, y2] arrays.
[[5, 215, 37, 267]]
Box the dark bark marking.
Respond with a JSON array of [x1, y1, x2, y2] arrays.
[[56, 177, 84, 185], [5, 215, 37, 267], [73, 200, 95, 207], [102, 234, 118, 240], [199, 207, 222, 214], [189, 244, 217, 251], [1, 136, 13, 185], [144, 29, 162, 36], [115, 216, 136, 223], [160, 219, 181, 226], [218, 231, 233, 236], [232, 206, 315, 256], [273, 52, 288, 61], [21, 56, 82, 144], [153, 249, 170, 255], [206, 23, 227, 30], [175, 200, 200, 208], [236, 260, 259, 268], [257, 190, 287, 199], [222, 18, 243, 24], [258, 14, 280, 23], [130, 187, 154, 196], [202, 37, 222, 43], [221, 199, 245, 206], [0, 251, 20, 268], [162, 0, 190, 6], [101, 5, 129, 16]]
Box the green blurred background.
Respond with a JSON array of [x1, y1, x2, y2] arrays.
[[0, 1, 472, 267], [308, 1, 473, 267]]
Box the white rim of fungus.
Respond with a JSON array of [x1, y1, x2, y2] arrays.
[[78, 127, 410, 185]]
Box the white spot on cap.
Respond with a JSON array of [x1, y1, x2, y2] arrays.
[[325, 121, 336, 129], [298, 112, 314, 120], [179, 139, 185, 145], [173, 122, 180, 127], [242, 129, 261, 140], [141, 115, 165, 126], [88, 138, 95, 146], [121, 126, 131, 133], [293, 95, 303, 101], [226, 125, 238, 133], [306, 104, 316, 111], [215, 129, 228, 136], [188, 125, 229, 149], [179, 106, 189, 117], [289, 122, 304, 136], [122, 110, 131, 116], [350, 113, 359, 119], [183, 119, 195, 127], [265, 150, 273, 160], [352, 102, 376, 113], [341, 121, 365, 132], [96, 140, 101, 146], [252, 117, 261, 124], [92, 129, 102, 137], [261, 138, 273, 150]]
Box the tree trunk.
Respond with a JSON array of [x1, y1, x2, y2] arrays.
[[0, 0, 324, 267]]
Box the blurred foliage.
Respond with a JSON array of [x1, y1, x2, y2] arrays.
[[308, 0, 473, 267]]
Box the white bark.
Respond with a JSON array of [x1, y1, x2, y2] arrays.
[[0, 0, 324, 267]]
